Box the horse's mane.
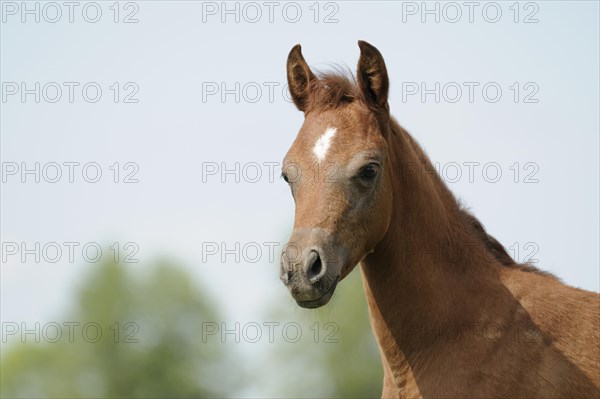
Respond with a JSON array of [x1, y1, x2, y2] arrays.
[[304, 69, 364, 112], [397, 119, 556, 278], [308, 71, 554, 278], [458, 207, 557, 278]]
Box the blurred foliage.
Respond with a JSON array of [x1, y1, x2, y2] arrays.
[[1, 260, 233, 398], [1, 259, 382, 398]]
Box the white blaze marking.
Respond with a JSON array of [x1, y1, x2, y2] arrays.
[[313, 127, 337, 161]]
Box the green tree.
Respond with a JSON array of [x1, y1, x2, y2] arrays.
[[1, 260, 233, 398]]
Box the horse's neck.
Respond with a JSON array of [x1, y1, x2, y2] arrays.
[[360, 124, 507, 374], [360, 122, 600, 397]]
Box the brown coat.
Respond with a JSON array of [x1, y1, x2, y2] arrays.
[[281, 41, 600, 398]]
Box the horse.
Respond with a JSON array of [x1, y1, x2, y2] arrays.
[[279, 41, 600, 398]]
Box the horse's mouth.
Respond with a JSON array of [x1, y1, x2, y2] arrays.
[[296, 276, 340, 309]]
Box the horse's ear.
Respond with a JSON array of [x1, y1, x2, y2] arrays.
[[287, 44, 316, 112], [357, 40, 389, 111]]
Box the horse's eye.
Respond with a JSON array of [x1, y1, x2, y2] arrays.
[[282, 174, 290, 184], [359, 164, 379, 180]]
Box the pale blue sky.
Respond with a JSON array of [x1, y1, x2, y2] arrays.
[[1, 0, 599, 338]]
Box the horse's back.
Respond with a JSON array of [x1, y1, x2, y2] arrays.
[[503, 267, 600, 395]]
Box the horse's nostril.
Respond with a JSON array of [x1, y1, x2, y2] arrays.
[[307, 251, 323, 280], [280, 269, 293, 286]]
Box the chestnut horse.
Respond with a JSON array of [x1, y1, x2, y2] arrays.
[[279, 41, 599, 398]]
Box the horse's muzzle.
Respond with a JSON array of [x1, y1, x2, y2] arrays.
[[280, 228, 349, 308]]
